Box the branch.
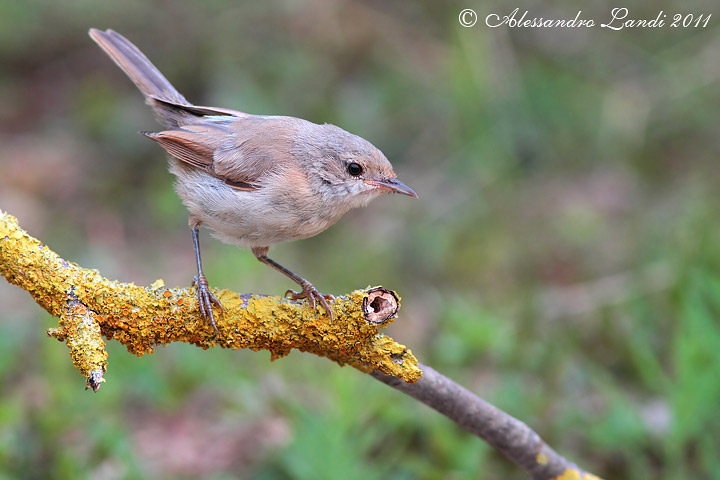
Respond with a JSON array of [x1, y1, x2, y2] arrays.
[[373, 366, 601, 480], [0, 209, 601, 479], [0, 210, 420, 391]]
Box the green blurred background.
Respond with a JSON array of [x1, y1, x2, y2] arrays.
[[1, 1, 719, 478]]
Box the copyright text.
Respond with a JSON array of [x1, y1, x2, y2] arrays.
[[458, 8, 712, 30]]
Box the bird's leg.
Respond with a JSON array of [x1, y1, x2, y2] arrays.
[[191, 224, 223, 333], [252, 247, 334, 322]]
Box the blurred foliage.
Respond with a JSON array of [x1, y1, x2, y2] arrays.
[[1, 0, 720, 478]]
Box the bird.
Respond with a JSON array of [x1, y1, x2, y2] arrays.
[[89, 28, 417, 332]]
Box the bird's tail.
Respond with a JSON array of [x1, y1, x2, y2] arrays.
[[89, 28, 193, 127]]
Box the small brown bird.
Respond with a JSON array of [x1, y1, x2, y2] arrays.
[[89, 29, 417, 332]]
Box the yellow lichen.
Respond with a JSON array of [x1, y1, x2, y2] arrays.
[[51, 303, 108, 390], [1, 210, 422, 388], [553, 468, 603, 480]]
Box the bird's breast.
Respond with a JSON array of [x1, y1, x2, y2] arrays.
[[169, 160, 346, 248]]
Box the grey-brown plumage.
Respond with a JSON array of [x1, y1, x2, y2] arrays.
[[89, 28, 417, 332]]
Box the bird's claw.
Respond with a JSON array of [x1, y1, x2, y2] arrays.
[[193, 274, 224, 334], [285, 282, 334, 322]]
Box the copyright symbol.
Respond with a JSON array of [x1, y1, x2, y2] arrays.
[[459, 9, 478, 27]]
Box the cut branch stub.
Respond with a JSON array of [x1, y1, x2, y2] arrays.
[[362, 287, 399, 324]]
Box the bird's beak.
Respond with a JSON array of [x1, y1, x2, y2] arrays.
[[365, 177, 418, 198]]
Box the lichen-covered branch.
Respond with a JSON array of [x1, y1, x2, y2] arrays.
[[0, 210, 420, 391], [1, 209, 601, 480]]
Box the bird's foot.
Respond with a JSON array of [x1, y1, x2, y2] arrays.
[[193, 273, 224, 334], [286, 282, 334, 322]]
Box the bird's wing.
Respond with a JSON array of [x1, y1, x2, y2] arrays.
[[148, 95, 252, 119], [143, 116, 298, 191]]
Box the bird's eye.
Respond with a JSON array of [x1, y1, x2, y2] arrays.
[[347, 162, 363, 177]]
